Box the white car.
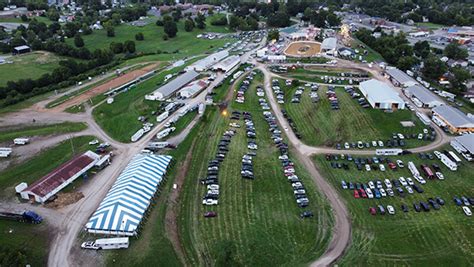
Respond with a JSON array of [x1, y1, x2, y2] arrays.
[[248, 144, 258, 150], [284, 168, 295, 174], [368, 181, 375, 190], [344, 142, 350, 149], [436, 172, 444, 180], [81, 241, 100, 250], [386, 188, 395, 197], [372, 141, 377, 147], [379, 188, 387, 197], [366, 188, 374, 199], [396, 160, 405, 168], [207, 184, 219, 190], [292, 182, 303, 188], [413, 175, 427, 184], [379, 164, 386, 172], [418, 133, 423, 140], [387, 205, 395, 215], [423, 128, 428, 134], [406, 177, 414, 186], [279, 155, 288, 160], [397, 133, 405, 139], [202, 199, 218, 205], [384, 179, 392, 188], [365, 164, 371, 171], [463, 206, 472, 216], [399, 177, 408, 186], [378, 140, 384, 147], [89, 139, 99, 145], [405, 186, 414, 194]]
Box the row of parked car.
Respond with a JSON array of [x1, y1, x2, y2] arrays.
[[326, 86, 340, 110], [281, 109, 302, 139], [368, 197, 446, 215], [262, 110, 310, 209], [453, 197, 473, 216], [242, 112, 257, 179], [272, 79, 286, 105], [342, 176, 425, 199], [201, 113, 240, 206], [235, 72, 257, 104]]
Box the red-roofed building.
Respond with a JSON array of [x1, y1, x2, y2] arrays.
[[20, 151, 100, 203]]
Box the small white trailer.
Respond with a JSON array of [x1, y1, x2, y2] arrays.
[[440, 154, 457, 171], [156, 111, 169, 123], [0, 147, 12, 158], [13, 138, 29, 145], [131, 128, 144, 142], [81, 237, 129, 250], [375, 149, 403, 156]]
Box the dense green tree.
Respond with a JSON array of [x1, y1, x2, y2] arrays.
[[422, 56, 447, 80], [444, 42, 469, 60], [196, 13, 206, 29], [449, 67, 471, 92], [106, 25, 115, 37], [267, 29, 279, 41], [124, 40, 136, 54], [184, 19, 194, 32], [414, 41, 430, 59], [163, 19, 177, 38], [74, 33, 84, 48], [109, 42, 123, 54], [135, 32, 144, 41]]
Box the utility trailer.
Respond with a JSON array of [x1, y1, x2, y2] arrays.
[[0, 210, 43, 224]]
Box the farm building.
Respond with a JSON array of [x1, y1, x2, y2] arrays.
[[432, 105, 474, 134], [213, 55, 241, 73], [359, 79, 405, 111], [452, 134, 474, 155], [186, 50, 229, 72], [145, 70, 199, 101], [321, 38, 337, 55], [85, 154, 172, 236], [179, 79, 209, 98], [385, 68, 418, 87], [12, 45, 31, 55], [20, 151, 101, 203], [405, 85, 444, 108]]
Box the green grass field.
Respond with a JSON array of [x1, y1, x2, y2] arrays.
[[178, 71, 333, 266], [415, 22, 445, 29], [351, 38, 384, 63], [313, 147, 474, 265], [281, 83, 429, 147], [67, 17, 231, 59], [0, 52, 65, 87], [167, 110, 197, 138], [0, 122, 87, 143], [0, 135, 96, 197], [0, 220, 49, 266]]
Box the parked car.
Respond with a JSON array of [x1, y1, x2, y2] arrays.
[[463, 206, 472, 216], [396, 160, 404, 168], [453, 197, 462, 206], [378, 205, 386, 215], [413, 203, 421, 212], [204, 211, 217, 217], [387, 205, 395, 215], [300, 211, 314, 218], [436, 196, 445, 205], [401, 204, 409, 212], [369, 207, 377, 215]]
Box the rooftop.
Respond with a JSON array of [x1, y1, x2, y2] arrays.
[[155, 70, 199, 98], [385, 68, 417, 85], [406, 85, 444, 105], [433, 105, 474, 128], [454, 134, 474, 154], [359, 79, 404, 103], [321, 37, 337, 50]]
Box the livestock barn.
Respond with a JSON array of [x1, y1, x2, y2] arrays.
[[359, 79, 405, 111]]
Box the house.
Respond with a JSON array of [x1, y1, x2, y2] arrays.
[[385, 67, 418, 87], [405, 85, 444, 108], [432, 105, 474, 134], [359, 79, 405, 111], [12, 45, 31, 55], [321, 37, 337, 55], [145, 70, 199, 101], [212, 55, 240, 73]]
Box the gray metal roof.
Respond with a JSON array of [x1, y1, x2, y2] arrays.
[[156, 70, 199, 98], [359, 79, 404, 103], [433, 105, 474, 128], [386, 68, 417, 85], [321, 38, 337, 50], [406, 85, 444, 105], [455, 134, 474, 154]]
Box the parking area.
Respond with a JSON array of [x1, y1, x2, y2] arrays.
[[313, 146, 473, 265]]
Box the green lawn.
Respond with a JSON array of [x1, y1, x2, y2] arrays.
[[92, 59, 201, 143], [415, 22, 445, 30], [351, 38, 384, 63], [0, 122, 87, 143], [0, 52, 65, 87], [313, 147, 474, 266], [0, 220, 48, 266], [0, 135, 96, 197], [281, 82, 429, 147], [167, 110, 197, 138], [178, 71, 333, 266], [68, 18, 231, 59]]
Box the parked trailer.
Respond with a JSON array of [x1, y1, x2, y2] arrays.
[[416, 112, 431, 126], [198, 103, 205, 114], [420, 164, 435, 179], [164, 102, 176, 112], [131, 128, 145, 142], [13, 138, 29, 145], [450, 140, 467, 154], [0, 210, 42, 224], [440, 154, 457, 171], [81, 237, 129, 250], [408, 161, 420, 177], [376, 149, 403, 156], [146, 142, 169, 149], [0, 147, 12, 158], [156, 127, 176, 140], [447, 150, 462, 164], [156, 111, 169, 123]]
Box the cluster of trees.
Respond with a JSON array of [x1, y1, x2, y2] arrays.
[[156, 11, 206, 38], [302, 8, 340, 27], [228, 13, 258, 31], [110, 40, 136, 54]]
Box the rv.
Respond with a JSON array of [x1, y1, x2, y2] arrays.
[[164, 102, 176, 112], [131, 129, 144, 142], [81, 237, 129, 250], [157, 111, 169, 123], [146, 142, 169, 149], [198, 103, 205, 114], [0, 147, 12, 158], [376, 149, 403, 156], [13, 138, 29, 145], [440, 154, 457, 171], [156, 127, 176, 140], [408, 161, 420, 177], [447, 151, 462, 163]]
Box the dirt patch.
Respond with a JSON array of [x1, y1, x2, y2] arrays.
[[164, 139, 197, 265], [284, 41, 321, 57], [53, 63, 160, 112], [45, 192, 84, 209]]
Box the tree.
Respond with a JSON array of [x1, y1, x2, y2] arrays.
[[74, 34, 84, 48], [267, 11, 290, 28], [172, 9, 182, 22], [47, 8, 60, 21], [184, 19, 194, 32], [397, 56, 418, 71], [156, 19, 164, 26], [196, 13, 206, 29], [414, 41, 430, 59], [109, 42, 123, 54], [444, 42, 469, 60], [106, 26, 115, 37], [267, 30, 279, 41], [422, 56, 447, 80], [124, 40, 136, 54], [163, 19, 178, 38], [20, 14, 28, 22], [449, 67, 471, 92], [135, 32, 144, 41]]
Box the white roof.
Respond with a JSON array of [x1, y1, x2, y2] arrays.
[[95, 237, 129, 245], [213, 55, 240, 70], [14, 45, 30, 50], [455, 134, 474, 154], [359, 79, 404, 103], [406, 85, 444, 105], [191, 50, 229, 70], [321, 38, 337, 50], [154, 70, 199, 98], [433, 105, 474, 128], [386, 68, 417, 86]]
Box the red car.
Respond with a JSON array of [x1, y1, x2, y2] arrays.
[[359, 189, 367, 198], [204, 211, 217, 218], [369, 207, 377, 215], [354, 190, 360, 199], [388, 162, 397, 170]]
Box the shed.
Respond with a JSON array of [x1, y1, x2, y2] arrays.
[[13, 45, 31, 55], [213, 55, 241, 73], [405, 85, 444, 108], [145, 70, 199, 101], [321, 38, 337, 54], [359, 79, 405, 111], [385, 67, 418, 87]]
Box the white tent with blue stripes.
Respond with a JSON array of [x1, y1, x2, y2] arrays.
[[85, 154, 172, 236]]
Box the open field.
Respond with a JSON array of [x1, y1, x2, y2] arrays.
[[415, 22, 445, 29], [0, 220, 49, 266], [66, 18, 231, 58], [351, 38, 384, 63], [313, 147, 474, 265], [0, 122, 87, 143], [178, 72, 333, 266], [0, 52, 65, 87], [284, 41, 321, 57], [0, 135, 96, 197], [281, 83, 429, 147]]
